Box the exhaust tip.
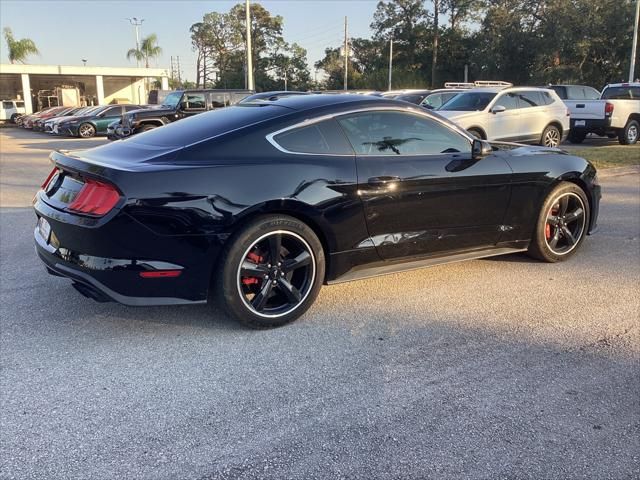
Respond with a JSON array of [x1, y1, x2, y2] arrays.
[[72, 282, 111, 303]]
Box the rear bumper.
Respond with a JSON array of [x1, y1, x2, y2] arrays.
[[33, 195, 216, 306], [571, 118, 612, 133]]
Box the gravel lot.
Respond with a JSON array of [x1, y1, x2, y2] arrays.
[[1, 129, 639, 480]]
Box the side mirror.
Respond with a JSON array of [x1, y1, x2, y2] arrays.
[[472, 138, 492, 160], [491, 105, 506, 114]]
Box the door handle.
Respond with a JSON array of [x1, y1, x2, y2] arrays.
[[367, 176, 401, 186]]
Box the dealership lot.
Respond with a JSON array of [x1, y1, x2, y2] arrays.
[[1, 129, 639, 479]]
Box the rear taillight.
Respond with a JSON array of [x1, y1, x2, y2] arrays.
[[41, 167, 58, 189], [67, 179, 120, 216], [605, 102, 614, 116]]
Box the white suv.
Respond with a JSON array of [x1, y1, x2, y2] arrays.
[[0, 99, 26, 123], [436, 87, 570, 147]]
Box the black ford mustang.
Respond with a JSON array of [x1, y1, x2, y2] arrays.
[[34, 94, 600, 328]]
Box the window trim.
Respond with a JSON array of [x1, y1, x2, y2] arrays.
[[266, 106, 474, 157]]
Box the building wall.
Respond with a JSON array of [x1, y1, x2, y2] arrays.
[[103, 77, 146, 104]]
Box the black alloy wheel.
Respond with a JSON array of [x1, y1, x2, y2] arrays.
[[237, 230, 315, 317], [528, 182, 590, 262], [216, 215, 324, 328]]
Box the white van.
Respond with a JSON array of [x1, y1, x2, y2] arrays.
[[0, 100, 26, 123]]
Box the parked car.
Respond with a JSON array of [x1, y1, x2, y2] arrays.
[[56, 104, 143, 137], [33, 107, 80, 131], [34, 94, 600, 328], [436, 86, 570, 147], [420, 89, 468, 110], [117, 89, 253, 139], [22, 106, 69, 129], [394, 90, 433, 105], [544, 84, 601, 101], [44, 106, 98, 133], [567, 82, 640, 145], [0, 99, 26, 123]]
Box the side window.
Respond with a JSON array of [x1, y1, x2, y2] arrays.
[[124, 105, 139, 112], [2, 101, 13, 109], [272, 119, 353, 155], [518, 91, 543, 108], [583, 87, 600, 100], [337, 111, 471, 156], [495, 93, 519, 110], [541, 91, 555, 105], [104, 106, 123, 117], [210, 93, 228, 109], [182, 93, 206, 110]]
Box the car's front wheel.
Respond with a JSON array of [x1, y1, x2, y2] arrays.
[[527, 182, 590, 263], [215, 215, 325, 328], [78, 123, 96, 138]]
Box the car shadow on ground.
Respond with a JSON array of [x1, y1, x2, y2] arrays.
[[0, 126, 108, 151]]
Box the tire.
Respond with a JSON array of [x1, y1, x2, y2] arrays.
[[78, 123, 96, 138], [467, 128, 484, 139], [618, 120, 639, 145], [139, 124, 157, 133], [214, 214, 325, 329], [10, 113, 19, 123], [540, 124, 561, 147], [527, 182, 590, 263], [568, 130, 586, 144]]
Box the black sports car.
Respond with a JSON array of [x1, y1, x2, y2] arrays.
[[34, 95, 600, 328]]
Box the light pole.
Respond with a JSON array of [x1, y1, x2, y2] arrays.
[[246, 0, 254, 91], [126, 17, 144, 68], [388, 38, 393, 91], [81, 59, 87, 67], [630, 0, 639, 82]]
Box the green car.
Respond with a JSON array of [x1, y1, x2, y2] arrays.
[[56, 104, 143, 138]]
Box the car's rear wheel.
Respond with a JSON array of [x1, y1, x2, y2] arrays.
[[568, 130, 586, 144], [618, 120, 639, 145], [528, 182, 589, 263], [140, 124, 157, 133], [215, 215, 325, 328], [78, 123, 96, 138], [541, 125, 561, 147]]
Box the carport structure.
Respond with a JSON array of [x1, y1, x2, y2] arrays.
[[0, 64, 170, 113]]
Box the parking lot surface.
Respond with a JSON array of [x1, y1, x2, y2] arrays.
[[1, 129, 639, 479]]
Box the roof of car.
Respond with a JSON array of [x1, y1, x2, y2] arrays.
[[262, 93, 392, 111], [605, 82, 640, 88]]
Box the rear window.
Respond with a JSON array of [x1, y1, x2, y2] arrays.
[[601, 86, 640, 99], [129, 104, 293, 147]]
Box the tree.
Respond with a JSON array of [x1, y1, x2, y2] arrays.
[[127, 33, 162, 68], [3, 28, 39, 64]]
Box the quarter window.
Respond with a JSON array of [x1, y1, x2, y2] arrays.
[[273, 119, 353, 155], [337, 111, 471, 156], [518, 91, 544, 108]]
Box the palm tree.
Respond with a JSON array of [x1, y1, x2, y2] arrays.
[[3, 28, 39, 64], [127, 33, 162, 68]]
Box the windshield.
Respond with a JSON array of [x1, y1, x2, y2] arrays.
[[162, 92, 183, 108], [601, 86, 640, 99], [437, 92, 497, 111]]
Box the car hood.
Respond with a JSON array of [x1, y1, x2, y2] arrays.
[[129, 106, 174, 117], [490, 141, 566, 156]]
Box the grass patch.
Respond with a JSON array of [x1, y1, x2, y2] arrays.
[[567, 145, 640, 169]]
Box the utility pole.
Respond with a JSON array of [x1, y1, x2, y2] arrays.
[[177, 55, 182, 85], [388, 38, 393, 91], [246, 0, 255, 91], [126, 17, 144, 68], [630, 0, 640, 82], [343, 16, 348, 91]]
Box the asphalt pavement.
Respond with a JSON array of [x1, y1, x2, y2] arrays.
[[1, 129, 639, 479]]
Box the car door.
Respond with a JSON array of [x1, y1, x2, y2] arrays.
[[336, 109, 513, 260], [178, 92, 207, 118], [94, 106, 124, 134], [486, 92, 521, 141], [517, 90, 548, 141]]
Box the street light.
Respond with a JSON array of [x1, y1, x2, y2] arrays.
[[126, 17, 145, 68], [81, 59, 87, 67]]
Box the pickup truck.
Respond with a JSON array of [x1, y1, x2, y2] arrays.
[[568, 83, 640, 145], [117, 89, 252, 139]]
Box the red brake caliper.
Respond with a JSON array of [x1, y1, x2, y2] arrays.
[[242, 252, 263, 286]]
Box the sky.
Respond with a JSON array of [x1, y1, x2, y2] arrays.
[[0, 0, 382, 81]]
